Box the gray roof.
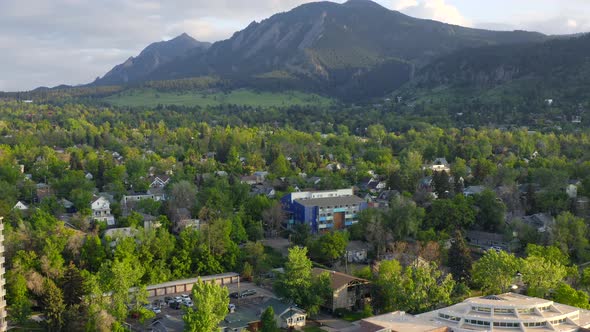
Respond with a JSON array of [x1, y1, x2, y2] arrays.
[[264, 298, 305, 318], [295, 195, 364, 207]]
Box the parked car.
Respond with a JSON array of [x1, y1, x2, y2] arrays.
[[164, 297, 174, 305], [183, 299, 194, 308], [181, 294, 191, 300], [169, 301, 181, 310], [240, 289, 257, 298], [229, 292, 239, 299], [151, 306, 162, 314]]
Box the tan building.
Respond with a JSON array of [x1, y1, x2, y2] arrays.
[[312, 268, 371, 312], [361, 293, 590, 332]]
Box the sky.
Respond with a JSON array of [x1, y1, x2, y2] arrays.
[[1, 0, 589, 91]]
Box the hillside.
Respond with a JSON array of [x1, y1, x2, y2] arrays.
[[93, 33, 211, 86], [93, 0, 548, 101], [400, 33, 590, 104]]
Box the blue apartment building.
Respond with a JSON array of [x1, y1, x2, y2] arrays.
[[281, 188, 367, 233]]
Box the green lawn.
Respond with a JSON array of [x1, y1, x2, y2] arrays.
[[104, 88, 333, 108]]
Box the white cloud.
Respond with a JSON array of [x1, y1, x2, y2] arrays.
[[391, 0, 470, 26]]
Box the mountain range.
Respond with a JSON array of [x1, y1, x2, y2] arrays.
[[80, 0, 585, 103]]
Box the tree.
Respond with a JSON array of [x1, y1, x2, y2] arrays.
[[309, 231, 349, 265], [521, 255, 568, 298], [385, 196, 424, 240], [552, 212, 590, 262], [472, 250, 521, 295], [374, 260, 403, 312], [61, 262, 86, 306], [426, 195, 475, 231], [270, 153, 290, 177], [447, 230, 472, 282], [290, 223, 311, 247], [473, 189, 506, 232], [169, 180, 197, 212], [274, 247, 330, 315], [260, 307, 279, 332], [275, 247, 313, 306], [100, 257, 144, 321], [183, 278, 229, 332], [432, 170, 451, 198], [374, 260, 455, 314], [7, 272, 31, 324], [401, 263, 455, 314], [80, 235, 106, 272], [525, 244, 569, 266], [42, 278, 66, 331], [553, 283, 590, 309], [262, 202, 285, 237]]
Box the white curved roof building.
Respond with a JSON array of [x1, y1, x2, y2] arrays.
[[361, 293, 590, 332]]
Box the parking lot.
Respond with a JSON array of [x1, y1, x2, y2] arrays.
[[130, 282, 276, 330]]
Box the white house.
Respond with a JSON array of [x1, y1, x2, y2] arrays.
[[431, 157, 450, 173], [85, 172, 94, 180], [91, 196, 115, 226], [149, 175, 170, 189], [263, 299, 307, 329], [13, 201, 29, 211]]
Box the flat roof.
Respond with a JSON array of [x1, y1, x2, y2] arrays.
[[145, 273, 239, 291], [295, 195, 364, 207]]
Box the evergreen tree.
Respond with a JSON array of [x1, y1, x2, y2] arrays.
[[260, 307, 279, 332], [61, 262, 86, 306], [433, 171, 451, 198], [447, 230, 472, 282], [42, 279, 66, 331]]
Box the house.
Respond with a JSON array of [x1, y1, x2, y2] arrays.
[[346, 241, 369, 263], [567, 183, 578, 199], [263, 298, 307, 329], [419, 176, 433, 190], [240, 175, 258, 185], [466, 230, 509, 249], [13, 201, 29, 211], [85, 172, 93, 180], [59, 198, 75, 213], [308, 176, 322, 186], [362, 293, 590, 332], [431, 157, 450, 173], [367, 179, 387, 193], [91, 196, 115, 226], [252, 185, 276, 198], [220, 298, 306, 331], [521, 213, 554, 233], [374, 190, 400, 208], [281, 188, 368, 233], [103, 227, 137, 246], [464, 185, 486, 196], [253, 171, 269, 182], [149, 175, 170, 189], [36, 183, 53, 201], [312, 268, 371, 312], [120, 192, 165, 212]]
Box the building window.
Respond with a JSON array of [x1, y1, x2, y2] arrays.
[[494, 308, 515, 314], [472, 306, 491, 313], [517, 308, 534, 314], [493, 322, 520, 328]]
